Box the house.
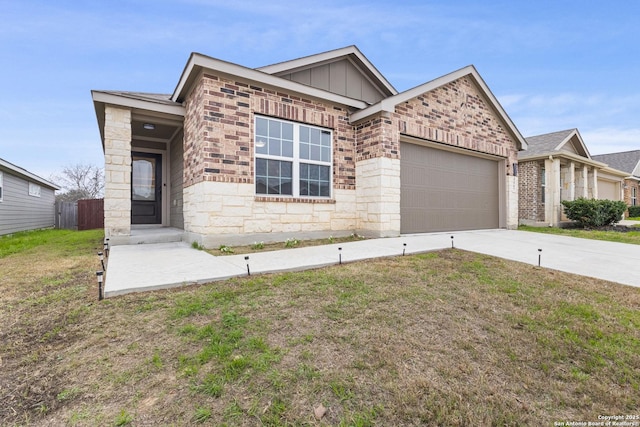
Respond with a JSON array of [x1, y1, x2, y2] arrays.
[[0, 157, 59, 236], [592, 150, 640, 213], [92, 46, 526, 247], [518, 129, 627, 226]]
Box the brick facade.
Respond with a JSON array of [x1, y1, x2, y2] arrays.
[[518, 161, 543, 222], [178, 69, 521, 244], [397, 77, 518, 167], [184, 73, 356, 192]]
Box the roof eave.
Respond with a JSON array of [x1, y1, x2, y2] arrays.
[[256, 45, 398, 96], [0, 158, 60, 190], [171, 52, 369, 109], [518, 151, 609, 168]]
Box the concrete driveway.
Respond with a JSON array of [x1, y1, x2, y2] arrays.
[[104, 229, 640, 297]]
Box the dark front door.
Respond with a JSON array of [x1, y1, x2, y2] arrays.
[[131, 152, 162, 224]]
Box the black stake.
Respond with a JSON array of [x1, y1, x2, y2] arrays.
[[96, 271, 104, 301], [98, 251, 105, 271], [538, 249, 542, 267], [451, 235, 454, 248], [338, 247, 342, 265], [245, 256, 251, 276], [403, 243, 407, 256]]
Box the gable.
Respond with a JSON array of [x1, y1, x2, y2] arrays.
[[400, 75, 519, 157], [274, 58, 387, 104], [560, 140, 578, 154], [350, 65, 527, 151]]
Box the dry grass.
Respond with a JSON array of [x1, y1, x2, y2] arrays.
[[1, 230, 640, 426]]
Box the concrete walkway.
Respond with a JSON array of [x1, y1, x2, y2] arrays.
[[104, 229, 640, 297]]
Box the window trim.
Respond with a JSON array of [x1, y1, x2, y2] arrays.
[[0, 171, 3, 202], [254, 115, 332, 199], [632, 186, 637, 206], [28, 182, 41, 198], [540, 166, 546, 204]]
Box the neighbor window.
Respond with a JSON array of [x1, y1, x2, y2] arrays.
[[28, 182, 41, 197], [0, 171, 3, 201], [632, 186, 637, 206], [254, 116, 332, 198]]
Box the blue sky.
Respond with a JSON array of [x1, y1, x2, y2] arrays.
[[1, 0, 640, 181]]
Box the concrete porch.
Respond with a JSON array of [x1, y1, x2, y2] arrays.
[[110, 225, 185, 246]]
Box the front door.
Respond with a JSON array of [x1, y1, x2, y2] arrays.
[[131, 152, 162, 224]]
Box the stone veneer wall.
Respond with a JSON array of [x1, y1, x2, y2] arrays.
[[103, 105, 132, 239]]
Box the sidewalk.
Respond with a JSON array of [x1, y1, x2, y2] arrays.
[[104, 229, 640, 297]]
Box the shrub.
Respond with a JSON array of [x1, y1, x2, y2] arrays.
[[561, 198, 627, 228], [628, 205, 640, 218]]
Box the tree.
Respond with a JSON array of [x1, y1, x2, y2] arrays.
[[52, 163, 104, 202]]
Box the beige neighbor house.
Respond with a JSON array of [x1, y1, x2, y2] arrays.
[[92, 46, 527, 248], [518, 129, 627, 226], [592, 150, 640, 215]]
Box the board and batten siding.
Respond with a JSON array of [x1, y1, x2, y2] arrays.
[[0, 172, 56, 235]]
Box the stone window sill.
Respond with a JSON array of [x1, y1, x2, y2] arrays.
[[254, 196, 336, 204]]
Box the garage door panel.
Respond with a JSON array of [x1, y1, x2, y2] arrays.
[[401, 142, 500, 233]]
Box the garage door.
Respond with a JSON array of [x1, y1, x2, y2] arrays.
[[598, 179, 619, 201], [400, 142, 500, 233]]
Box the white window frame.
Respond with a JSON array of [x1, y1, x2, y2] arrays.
[[0, 171, 3, 202], [28, 182, 41, 198], [254, 116, 332, 199], [632, 186, 637, 206]]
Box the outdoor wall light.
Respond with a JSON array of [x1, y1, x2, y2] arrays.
[[143, 123, 155, 130], [96, 271, 104, 301]]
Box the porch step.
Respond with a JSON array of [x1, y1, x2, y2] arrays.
[[129, 227, 185, 245]]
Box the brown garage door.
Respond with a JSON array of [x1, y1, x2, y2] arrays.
[[400, 142, 500, 233], [597, 179, 619, 201]]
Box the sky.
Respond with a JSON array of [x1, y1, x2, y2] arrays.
[[1, 0, 640, 182]]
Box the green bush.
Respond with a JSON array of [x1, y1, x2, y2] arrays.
[[628, 205, 640, 218], [561, 198, 627, 228]]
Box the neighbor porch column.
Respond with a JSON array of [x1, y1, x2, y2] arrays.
[[568, 162, 575, 201], [103, 105, 132, 241], [581, 165, 589, 198], [590, 168, 598, 199]]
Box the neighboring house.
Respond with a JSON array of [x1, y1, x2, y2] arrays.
[[0, 157, 59, 236], [518, 129, 627, 226], [592, 150, 640, 214], [92, 45, 527, 247]]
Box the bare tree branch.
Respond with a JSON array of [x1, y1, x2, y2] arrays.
[[51, 163, 104, 202]]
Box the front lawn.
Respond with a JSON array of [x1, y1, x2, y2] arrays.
[[519, 224, 640, 245], [1, 229, 639, 425]]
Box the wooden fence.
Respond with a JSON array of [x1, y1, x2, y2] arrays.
[[55, 198, 104, 231], [78, 198, 104, 230], [55, 201, 77, 230]]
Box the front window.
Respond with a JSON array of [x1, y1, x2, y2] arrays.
[[255, 116, 332, 198], [632, 186, 637, 206]]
